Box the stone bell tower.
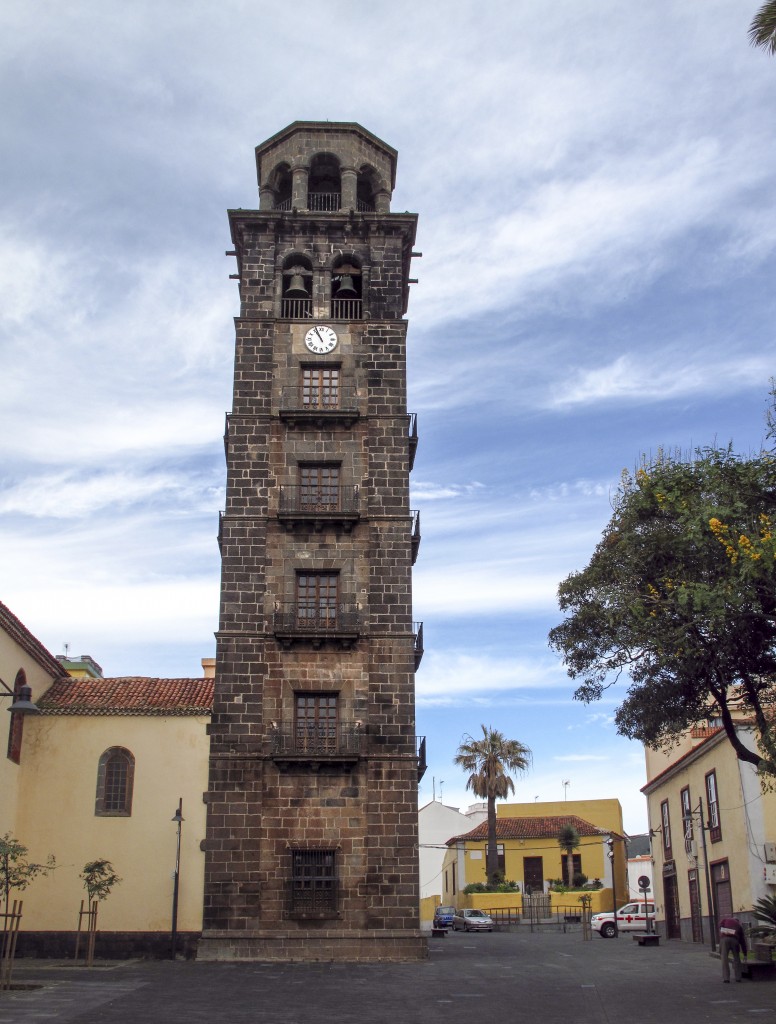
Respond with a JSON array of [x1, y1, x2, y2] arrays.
[[199, 122, 426, 961]]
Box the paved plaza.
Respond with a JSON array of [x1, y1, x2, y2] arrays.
[[2, 928, 775, 1024]]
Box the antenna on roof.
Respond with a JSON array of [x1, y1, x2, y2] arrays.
[[562, 780, 570, 800], [63, 643, 70, 657], [439, 780, 444, 803]]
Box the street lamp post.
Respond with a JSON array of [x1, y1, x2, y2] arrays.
[[170, 799, 184, 960], [696, 797, 717, 953]]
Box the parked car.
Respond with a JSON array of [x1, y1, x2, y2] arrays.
[[452, 909, 494, 932], [433, 905, 456, 929], [591, 901, 655, 938]]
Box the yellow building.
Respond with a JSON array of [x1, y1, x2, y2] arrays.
[[1, 600, 211, 957], [642, 721, 776, 944], [441, 799, 627, 910]]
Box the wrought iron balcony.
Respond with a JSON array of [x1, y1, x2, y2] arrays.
[[417, 735, 427, 782], [413, 621, 424, 670], [279, 386, 360, 429], [408, 413, 418, 471], [271, 721, 363, 760], [277, 485, 360, 532], [411, 510, 421, 564], [274, 605, 360, 649]]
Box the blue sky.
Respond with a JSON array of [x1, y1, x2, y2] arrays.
[[2, 1, 775, 833]]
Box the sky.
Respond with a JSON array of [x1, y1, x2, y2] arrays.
[[2, 1, 775, 835]]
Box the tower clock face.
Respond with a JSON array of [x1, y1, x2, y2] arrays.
[[304, 325, 338, 354]]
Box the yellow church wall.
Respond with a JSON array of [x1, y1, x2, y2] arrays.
[[12, 713, 208, 934], [0, 630, 61, 838]]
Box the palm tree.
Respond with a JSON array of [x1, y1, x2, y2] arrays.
[[557, 824, 581, 888], [454, 726, 532, 884], [749, 1, 776, 54]]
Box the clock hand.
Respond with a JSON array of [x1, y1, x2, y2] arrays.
[[314, 327, 324, 343]]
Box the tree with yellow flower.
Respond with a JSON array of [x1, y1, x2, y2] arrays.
[[549, 404, 776, 778]]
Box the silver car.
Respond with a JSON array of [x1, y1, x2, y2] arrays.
[[452, 909, 494, 932]]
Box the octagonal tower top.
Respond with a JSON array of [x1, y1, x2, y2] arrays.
[[254, 121, 398, 215]]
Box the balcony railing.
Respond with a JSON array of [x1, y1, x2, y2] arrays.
[[279, 386, 360, 428], [278, 486, 360, 532], [411, 510, 421, 564], [281, 297, 313, 319], [413, 621, 424, 670], [417, 735, 427, 782], [274, 605, 360, 649], [408, 413, 418, 471], [308, 192, 341, 212], [331, 298, 362, 320], [356, 198, 374, 213], [271, 722, 363, 758], [274, 197, 292, 211]]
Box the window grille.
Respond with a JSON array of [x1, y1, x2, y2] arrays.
[[289, 850, 338, 914]]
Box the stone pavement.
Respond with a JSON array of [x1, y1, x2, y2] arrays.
[[2, 928, 774, 1024]]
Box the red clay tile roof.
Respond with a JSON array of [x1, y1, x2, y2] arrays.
[[447, 814, 608, 845], [0, 600, 66, 680], [38, 677, 213, 716]]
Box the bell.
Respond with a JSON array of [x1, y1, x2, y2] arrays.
[[335, 274, 358, 297], [285, 273, 309, 298]]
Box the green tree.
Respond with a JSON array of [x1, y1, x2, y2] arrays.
[[80, 859, 121, 903], [558, 824, 581, 888], [549, 440, 776, 777], [750, 1, 776, 54], [454, 726, 532, 883], [0, 833, 55, 913]]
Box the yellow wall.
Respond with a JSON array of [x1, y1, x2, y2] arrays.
[[497, 798, 624, 834], [0, 630, 60, 840], [11, 713, 209, 933], [464, 889, 611, 914]]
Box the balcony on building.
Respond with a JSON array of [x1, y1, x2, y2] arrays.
[[408, 413, 418, 470], [270, 721, 363, 772], [411, 509, 421, 564], [274, 605, 360, 650], [277, 485, 360, 533], [279, 385, 360, 429], [417, 735, 427, 781], [413, 621, 424, 670]]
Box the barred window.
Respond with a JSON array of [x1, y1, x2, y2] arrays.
[[681, 786, 694, 852], [95, 747, 135, 816], [289, 849, 338, 916]]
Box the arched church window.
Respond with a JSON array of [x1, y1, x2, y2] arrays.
[[331, 257, 362, 320], [95, 746, 135, 816], [307, 153, 341, 212], [281, 254, 313, 319]]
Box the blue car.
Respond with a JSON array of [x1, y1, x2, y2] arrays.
[[433, 905, 456, 929]]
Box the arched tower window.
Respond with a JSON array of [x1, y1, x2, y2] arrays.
[[95, 746, 135, 816], [281, 254, 313, 319], [331, 255, 362, 321], [270, 162, 293, 211], [308, 153, 341, 212], [356, 165, 380, 213], [6, 669, 26, 764]]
